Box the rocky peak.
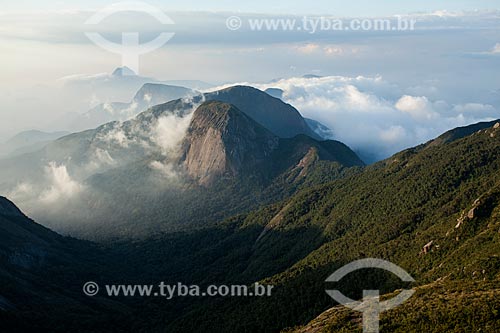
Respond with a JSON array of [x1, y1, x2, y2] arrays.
[[144, 85, 321, 140], [112, 66, 136, 77], [204, 86, 320, 140], [179, 101, 279, 186]]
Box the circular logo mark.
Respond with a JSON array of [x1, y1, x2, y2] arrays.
[[325, 258, 415, 333], [83, 281, 100, 296], [226, 16, 243, 31]]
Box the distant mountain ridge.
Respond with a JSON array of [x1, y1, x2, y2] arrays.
[[57, 67, 213, 132], [5, 130, 70, 147], [0, 85, 362, 238], [0, 130, 70, 157], [72, 83, 198, 131], [132, 83, 196, 106], [112, 66, 136, 77], [1, 120, 500, 332]]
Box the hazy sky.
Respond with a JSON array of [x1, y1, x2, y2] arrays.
[[0, 1, 499, 153], [3, 0, 500, 16]]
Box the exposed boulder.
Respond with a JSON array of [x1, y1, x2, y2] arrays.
[[456, 196, 496, 229], [468, 206, 478, 219], [422, 240, 434, 254], [456, 211, 467, 229]]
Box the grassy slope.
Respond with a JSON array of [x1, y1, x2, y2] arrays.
[[286, 280, 500, 333]]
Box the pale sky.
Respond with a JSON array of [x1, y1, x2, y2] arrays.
[[0, 1, 499, 148], [3, 0, 500, 16]]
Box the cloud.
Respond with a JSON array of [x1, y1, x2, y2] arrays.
[[210, 75, 498, 162], [452, 103, 497, 117], [403, 9, 500, 21], [425, 10, 465, 18], [324, 45, 360, 56], [143, 93, 153, 103], [395, 95, 438, 121], [2, 8, 499, 141], [491, 43, 500, 54], [59, 72, 110, 83], [3, 104, 197, 224], [296, 44, 320, 54], [153, 113, 194, 155], [85, 97, 199, 179], [39, 162, 84, 203], [101, 102, 139, 120], [8, 182, 35, 203], [464, 42, 500, 57], [3, 9, 500, 47], [84, 148, 116, 173], [149, 161, 179, 180], [150, 95, 203, 155], [148, 113, 194, 181], [97, 124, 131, 148], [294, 43, 361, 57], [380, 125, 407, 143]]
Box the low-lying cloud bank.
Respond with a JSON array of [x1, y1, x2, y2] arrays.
[[4, 99, 199, 232], [211, 75, 498, 162], [39, 162, 85, 204]]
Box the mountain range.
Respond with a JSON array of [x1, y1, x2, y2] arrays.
[[0, 85, 360, 238], [2, 68, 500, 332], [0, 130, 70, 157], [55, 67, 213, 133], [68, 83, 198, 131], [1, 119, 500, 332]]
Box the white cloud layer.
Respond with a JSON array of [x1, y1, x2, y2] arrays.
[[210, 75, 498, 162], [492, 43, 500, 54], [39, 162, 84, 203], [271, 76, 498, 161], [395, 95, 439, 122], [153, 113, 194, 155]]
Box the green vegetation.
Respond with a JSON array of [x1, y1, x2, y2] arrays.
[[153, 122, 500, 332], [1, 121, 500, 332], [288, 281, 500, 333]]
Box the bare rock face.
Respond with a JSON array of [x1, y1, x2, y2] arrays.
[[468, 206, 477, 219], [179, 101, 279, 186], [177, 99, 363, 186], [422, 240, 434, 254], [294, 147, 320, 179]]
